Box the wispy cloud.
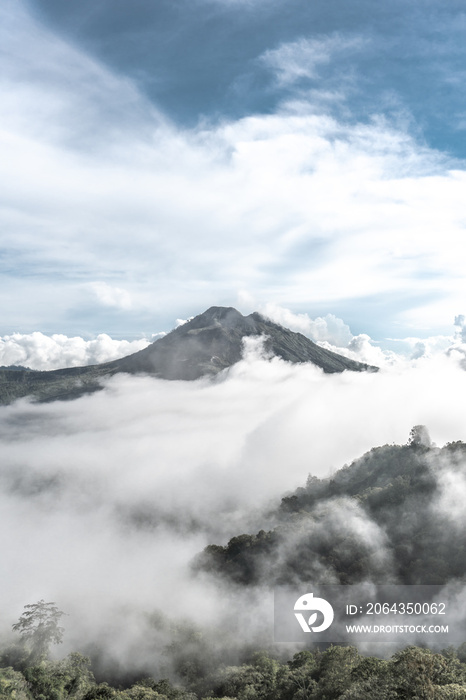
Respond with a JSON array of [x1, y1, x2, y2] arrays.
[[87, 282, 133, 311], [261, 33, 367, 87]]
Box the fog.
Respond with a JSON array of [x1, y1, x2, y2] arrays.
[[1, 341, 466, 676]]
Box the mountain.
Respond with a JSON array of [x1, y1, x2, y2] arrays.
[[0, 306, 377, 404], [109, 306, 376, 378]]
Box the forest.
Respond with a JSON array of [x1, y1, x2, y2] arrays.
[[2, 612, 466, 700], [197, 428, 466, 586]]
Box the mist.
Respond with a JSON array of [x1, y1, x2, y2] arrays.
[[1, 342, 466, 677]]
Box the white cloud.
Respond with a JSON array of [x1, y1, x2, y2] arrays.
[[88, 282, 133, 310], [0, 2, 466, 343], [0, 332, 149, 370], [260, 302, 353, 345], [261, 34, 367, 86], [455, 314, 466, 342], [434, 460, 466, 530], [258, 302, 466, 370], [1, 345, 466, 667], [175, 316, 194, 327]]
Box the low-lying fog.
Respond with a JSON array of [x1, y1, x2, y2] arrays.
[[1, 341, 465, 675]]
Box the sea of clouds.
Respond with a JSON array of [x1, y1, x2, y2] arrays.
[[1, 324, 466, 675]]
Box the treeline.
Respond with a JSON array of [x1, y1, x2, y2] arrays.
[[2, 644, 466, 699], [0, 652, 191, 700], [196, 430, 466, 586]]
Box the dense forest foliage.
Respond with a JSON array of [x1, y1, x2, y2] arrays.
[[2, 639, 466, 699], [197, 429, 466, 586]]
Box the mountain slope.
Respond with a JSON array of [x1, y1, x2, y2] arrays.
[[0, 306, 376, 404], [109, 306, 376, 379], [196, 432, 466, 587]]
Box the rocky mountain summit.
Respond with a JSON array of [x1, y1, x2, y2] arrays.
[[112, 306, 375, 379]]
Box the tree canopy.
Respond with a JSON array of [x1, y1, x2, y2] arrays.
[[12, 600, 66, 661]]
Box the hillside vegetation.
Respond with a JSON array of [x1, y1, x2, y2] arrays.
[[197, 428, 466, 586], [2, 641, 466, 699]]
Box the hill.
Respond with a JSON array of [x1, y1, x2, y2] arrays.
[[196, 428, 466, 586]]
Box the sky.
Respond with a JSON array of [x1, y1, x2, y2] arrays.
[[1, 0, 466, 357]]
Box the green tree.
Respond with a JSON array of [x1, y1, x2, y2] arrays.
[[314, 646, 361, 699], [0, 666, 32, 699], [12, 600, 66, 661], [391, 646, 462, 699]]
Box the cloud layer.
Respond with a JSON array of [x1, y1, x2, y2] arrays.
[[0, 332, 149, 370], [1, 344, 466, 672]]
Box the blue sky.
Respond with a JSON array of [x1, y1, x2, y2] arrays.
[[1, 0, 466, 354]]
